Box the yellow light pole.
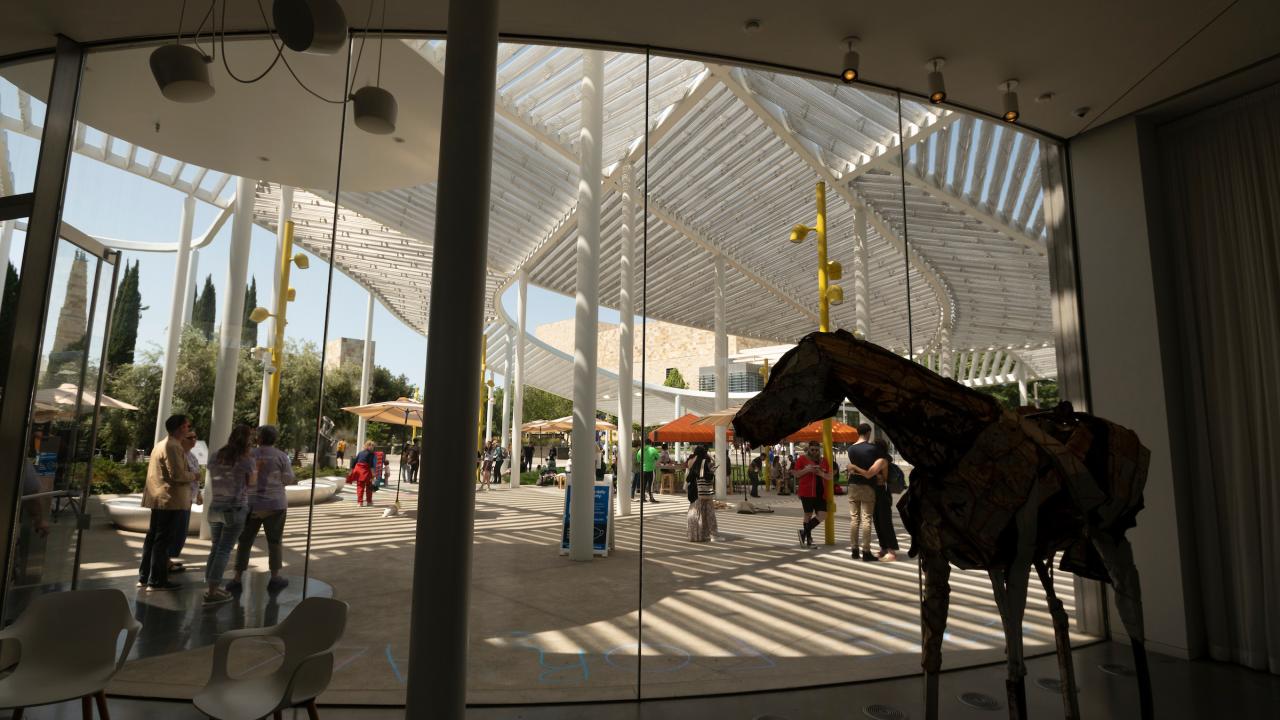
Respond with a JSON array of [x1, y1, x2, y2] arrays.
[[789, 181, 844, 545], [249, 220, 309, 425]]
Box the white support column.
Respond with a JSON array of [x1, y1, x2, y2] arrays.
[[181, 249, 199, 325], [356, 290, 375, 448], [155, 194, 196, 445], [499, 327, 512, 482], [1017, 364, 1029, 407], [209, 178, 254, 450], [853, 206, 871, 339], [713, 254, 728, 498], [938, 324, 953, 378], [617, 165, 636, 516], [510, 271, 526, 488], [483, 371, 495, 443], [569, 49, 603, 562], [260, 185, 293, 425]]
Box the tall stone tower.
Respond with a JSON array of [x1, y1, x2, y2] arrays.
[[46, 250, 90, 381]]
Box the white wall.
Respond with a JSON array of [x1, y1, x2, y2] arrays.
[[1069, 117, 1197, 659]]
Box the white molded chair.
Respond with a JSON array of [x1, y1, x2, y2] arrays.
[[194, 597, 347, 720], [0, 589, 141, 720]]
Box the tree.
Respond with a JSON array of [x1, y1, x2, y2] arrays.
[[192, 275, 216, 340], [521, 386, 572, 422], [663, 367, 689, 389], [0, 262, 19, 385], [241, 276, 259, 347], [100, 352, 163, 458], [107, 261, 145, 367]]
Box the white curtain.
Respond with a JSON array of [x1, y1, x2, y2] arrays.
[[1159, 83, 1280, 673]]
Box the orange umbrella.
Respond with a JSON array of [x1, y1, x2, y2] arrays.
[[783, 419, 860, 443], [648, 413, 733, 443]]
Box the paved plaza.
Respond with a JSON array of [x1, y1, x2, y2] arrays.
[[79, 478, 1090, 705]]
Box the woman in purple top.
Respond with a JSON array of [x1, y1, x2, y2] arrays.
[[228, 425, 295, 593], [202, 424, 255, 605]]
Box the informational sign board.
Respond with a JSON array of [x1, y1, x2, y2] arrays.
[[560, 482, 612, 557], [192, 440, 209, 467]]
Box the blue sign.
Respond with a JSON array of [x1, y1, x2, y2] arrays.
[[560, 482, 612, 557]]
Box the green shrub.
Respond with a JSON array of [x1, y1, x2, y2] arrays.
[[91, 457, 148, 494]]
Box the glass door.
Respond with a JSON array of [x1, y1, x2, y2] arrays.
[[4, 228, 119, 622]]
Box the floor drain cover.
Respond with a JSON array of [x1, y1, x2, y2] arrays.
[[863, 704, 908, 720], [1099, 662, 1135, 677], [958, 691, 1002, 711]]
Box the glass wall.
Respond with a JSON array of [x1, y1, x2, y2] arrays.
[[0, 32, 1089, 710]]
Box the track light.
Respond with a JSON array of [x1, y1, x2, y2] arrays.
[[1000, 80, 1020, 122], [149, 44, 214, 102], [841, 36, 860, 83], [274, 0, 348, 54], [926, 58, 946, 104], [352, 85, 398, 135]]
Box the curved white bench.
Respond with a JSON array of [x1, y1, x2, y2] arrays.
[[104, 481, 340, 534]]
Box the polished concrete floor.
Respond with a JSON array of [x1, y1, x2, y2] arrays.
[[12, 642, 1280, 718], [74, 482, 1086, 704]]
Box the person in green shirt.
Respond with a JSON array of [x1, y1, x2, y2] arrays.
[[633, 440, 661, 503]]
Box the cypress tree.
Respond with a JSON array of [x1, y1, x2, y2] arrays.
[[107, 261, 144, 367], [192, 275, 217, 340], [241, 276, 258, 347]]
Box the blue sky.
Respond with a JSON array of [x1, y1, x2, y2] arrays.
[[3, 125, 609, 385]]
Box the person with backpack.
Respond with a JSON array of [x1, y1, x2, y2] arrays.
[[685, 445, 719, 541]]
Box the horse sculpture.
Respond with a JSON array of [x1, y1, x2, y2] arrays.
[[732, 330, 1153, 720]]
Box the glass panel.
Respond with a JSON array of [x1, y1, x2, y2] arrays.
[[51, 37, 345, 693]]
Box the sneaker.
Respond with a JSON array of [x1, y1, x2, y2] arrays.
[[137, 578, 149, 588], [861, 550, 877, 562], [168, 562, 186, 573], [225, 579, 242, 593], [203, 590, 232, 606], [147, 582, 182, 592], [267, 576, 289, 592], [798, 529, 807, 547], [879, 551, 898, 562]]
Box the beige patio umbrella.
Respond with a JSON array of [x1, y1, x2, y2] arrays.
[[690, 405, 742, 428], [520, 419, 559, 433], [32, 383, 139, 422], [546, 415, 617, 432], [342, 397, 424, 428]]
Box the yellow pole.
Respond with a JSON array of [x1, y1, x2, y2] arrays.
[[476, 334, 488, 485], [815, 182, 837, 546], [265, 221, 296, 425]]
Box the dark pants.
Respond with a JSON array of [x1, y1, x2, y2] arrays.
[[167, 509, 191, 559], [235, 509, 288, 573], [636, 470, 655, 499], [139, 509, 183, 585], [873, 485, 900, 551]]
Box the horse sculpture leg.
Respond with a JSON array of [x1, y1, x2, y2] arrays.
[[919, 550, 951, 720], [987, 481, 1043, 720], [1035, 558, 1080, 720], [1091, 532, 1153, 720]]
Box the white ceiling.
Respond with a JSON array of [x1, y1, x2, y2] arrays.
[[0, 0, 1277, 138]]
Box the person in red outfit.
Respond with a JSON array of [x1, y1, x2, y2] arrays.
[[790, 441, 831, 548], [346, 441, 378, 506]]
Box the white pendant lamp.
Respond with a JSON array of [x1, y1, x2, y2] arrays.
[[352, 85, 398, 134], [149, 44, 214, 103], [274, 0, 348, 54]]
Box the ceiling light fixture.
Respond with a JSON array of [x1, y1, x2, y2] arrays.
[[274, 0, 349, 54], [841, 36, 860, 83], [926, 57, 946, 104], [352, 0, 398, 134], [1000, 79, 1020, 122], [149, 0, 214, 102]]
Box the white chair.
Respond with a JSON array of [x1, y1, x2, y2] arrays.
[[0, 589, 141, 720], [194, 597, 348, 720]]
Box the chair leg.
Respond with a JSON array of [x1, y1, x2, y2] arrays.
[[306, 699, 320, 720], [81, 695, 92, 720], [95, 691, 111, 720]]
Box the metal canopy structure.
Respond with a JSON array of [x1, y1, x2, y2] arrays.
[[1, 40, 1056, 419]]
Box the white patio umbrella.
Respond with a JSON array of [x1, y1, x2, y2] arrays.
[[32, 383, 139, 422], [547, 415, 617, 432], [341, 397, 424, 428], [690, 405, 742, 428]]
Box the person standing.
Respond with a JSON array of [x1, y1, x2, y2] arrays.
[[406, 443, 420, 484], [685, 445, 719, 541], [870, 437, 900, 562], [229, 425, 294, 593], [166, 424, 200, 575], [202, 424, 255, 606], [748, 450, 765, 498], [347, 440, 378, 506], [138, 414, 197, 591], [791, 441, 830, 548], [335, 438, 347, 464], [635, 440, 661, 503], [845, 425, 880, 562], [491, 441, 507, 485]]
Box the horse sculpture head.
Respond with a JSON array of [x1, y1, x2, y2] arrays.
[[733, 332, 844, 447]]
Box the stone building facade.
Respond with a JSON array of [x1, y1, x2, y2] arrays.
[[324, 337, 375, 372]]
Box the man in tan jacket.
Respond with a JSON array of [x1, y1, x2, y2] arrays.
[[138, 414, 197, 590]]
